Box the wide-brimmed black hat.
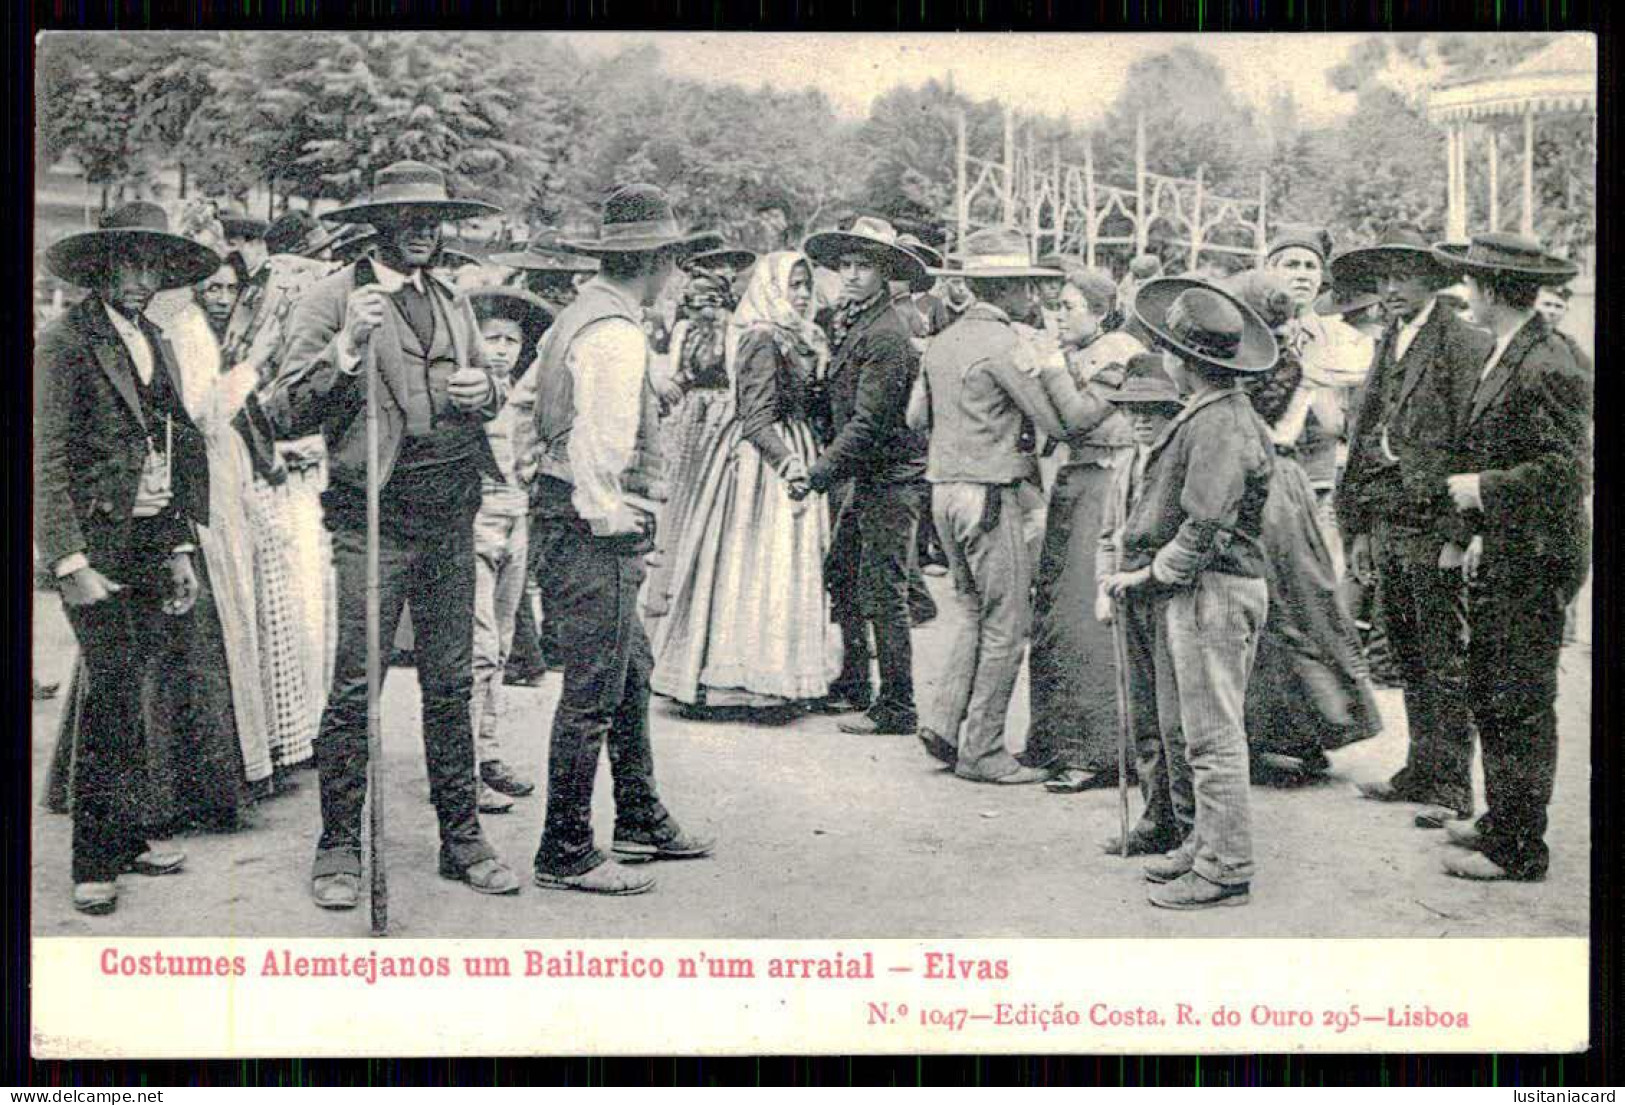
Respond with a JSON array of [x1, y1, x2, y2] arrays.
[[265, 209, 340, 258], [1330, 225, 1453, 291], [466, 286, 555, 345], [803, 216, 929, 289], [1432, 231, 1579, 286], [218, 209, 268, 241], [46, 201, 222, 291], [1314, 285, 1381, 318], [894, 233, 944, 278], [490, 231, 600, 273], [683, 247, 758, 274], [560, 183, 721, 257], [321, 160, 500, 226], [1133, 277, 1278, 375]]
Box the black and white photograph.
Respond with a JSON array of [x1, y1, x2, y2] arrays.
[[28, 31, 1596, 1048]]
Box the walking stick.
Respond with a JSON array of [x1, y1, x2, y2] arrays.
[[365, 344, 388, 936], [1109, 596, 1134, 859]]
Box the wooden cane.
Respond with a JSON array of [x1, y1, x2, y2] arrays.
[[1109, 595, 1134, 859], [365, 339, 388, 936]]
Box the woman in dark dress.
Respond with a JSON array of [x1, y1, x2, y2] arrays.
[[1229, 271, 1382, 779]]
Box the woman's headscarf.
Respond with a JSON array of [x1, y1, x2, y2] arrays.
[[672, 269, 737, 390], [729, 251, 828, 371]]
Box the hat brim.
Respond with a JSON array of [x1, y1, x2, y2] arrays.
[[1330, 245, 1453, 290], [466, 287, 556, 337], [490, 248, 600, 273], [683, 249, 757, 272], [1133, 277, 1279, 375], [319, 198, 501, 225], [219, 217, 269, 240], [46, 229, 222, 291], [1313, 287, 1382, 317], [557, 230, 723, 258], [1430, 243, 1579, 286], [803, 231, 928, 288], [1104, 389, 1186, 409]]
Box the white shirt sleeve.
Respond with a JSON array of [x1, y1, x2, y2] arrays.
[[566, 318, 651, 535]]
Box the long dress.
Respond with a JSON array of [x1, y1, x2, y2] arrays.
[[1023, 330, 1143, 777], [649, 327, 837, 707], [643, 316, 737, 619], [1245, 446, 1383, 765]]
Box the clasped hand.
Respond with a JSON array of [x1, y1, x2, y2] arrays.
[[1101, 566, 1152, 598]]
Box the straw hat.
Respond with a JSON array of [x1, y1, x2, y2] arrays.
[[803, 216, 929, 289], [929, 227, 1061, 281]]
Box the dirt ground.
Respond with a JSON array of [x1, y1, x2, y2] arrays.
[[30, 575, 1591, 941]]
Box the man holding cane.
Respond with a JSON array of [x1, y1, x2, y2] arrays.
[[265, 161, 520, 911]]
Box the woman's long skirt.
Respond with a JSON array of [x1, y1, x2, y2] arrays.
[[43, 559, 256, 832], [1024, 462, 1126, 776], [643, 387, 735, 619], [1246, 453, 1382, 762], [649, 418, 837, 706]]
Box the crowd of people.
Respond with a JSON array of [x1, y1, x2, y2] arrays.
[[35, 151, 1591, 918]]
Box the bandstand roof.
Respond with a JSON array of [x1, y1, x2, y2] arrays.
[[1427, 35, 1596, 124]]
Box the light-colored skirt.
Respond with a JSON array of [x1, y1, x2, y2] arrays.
[[644, 387, 735, 618], [649, 418, 837, 706]]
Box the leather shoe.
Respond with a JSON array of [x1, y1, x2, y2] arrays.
[[1414, 805, 1471, 829], [839, 712, 916, 736], [917, 727, 956, 766], [124, 849, 186, 876], [1144, 849, 1195, 884], [1442, 851, 1542, 882], [1356, 778, 1415, 803], [1444, 819, 1485, 850], [1148, 872, 1250, 910], [953, 764, 1051, 785], [481, 760, 534, 797], [73, 882, 118, 916], [440, 856, 521, 895], [808, 692, 872, 716], [311, 872, 360, 911], [1103, 827, 1182, 857], [478, 784, 514, 815], [534, 861, 655, 896], [613, 824, 715, 863]]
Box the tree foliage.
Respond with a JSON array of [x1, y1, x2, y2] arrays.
[[35, 32, 1593, 262]]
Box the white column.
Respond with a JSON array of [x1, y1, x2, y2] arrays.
[[1445, 124, 1466, 241], [1487, 127, 1500, 231], [1522, 110, 1536, 238]]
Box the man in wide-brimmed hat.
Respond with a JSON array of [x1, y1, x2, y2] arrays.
[[492, 231, 600, 313], [1426, 232, 1590, 883], [35, 201, 219, 916], [1095, 353, 1188, 852], [1101, 276, 1276, 910], [905, 227, 1121, 785], [462, 288, 554, 816], [264, 159, 522, 911], [795, 215, 929, 736], [1331, 225, 1494, 832], [527, 182, 716, 896]]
